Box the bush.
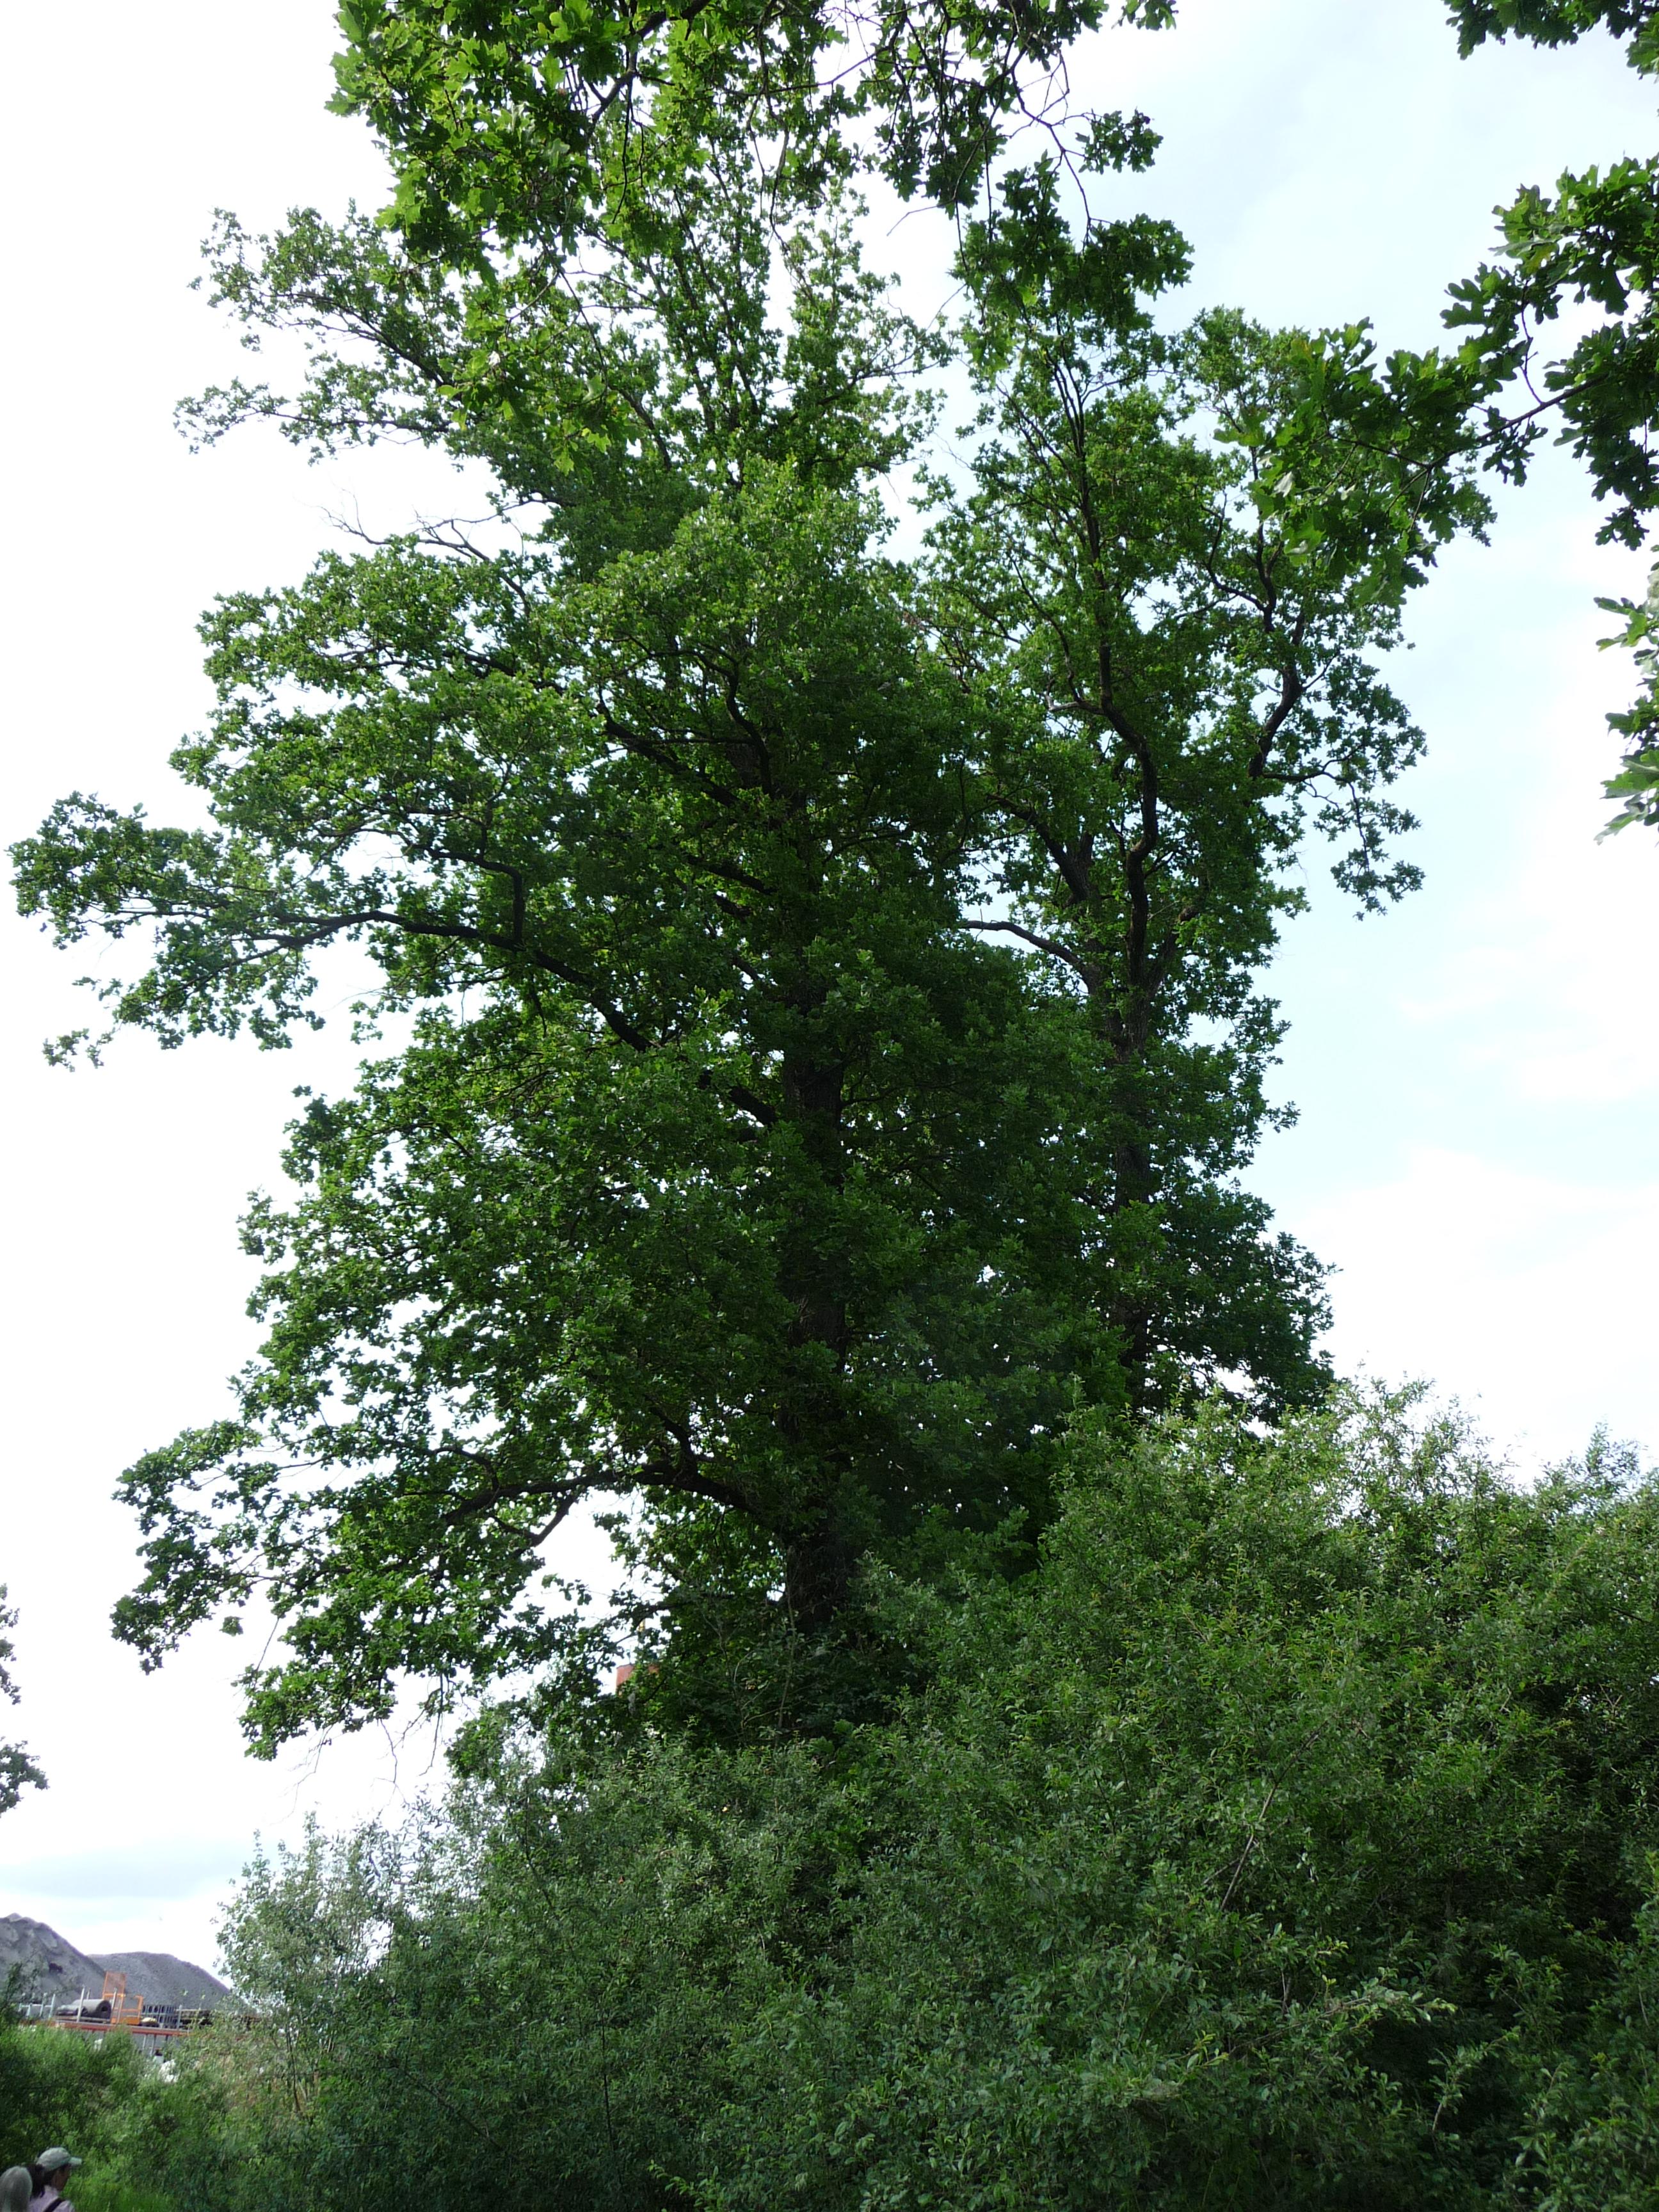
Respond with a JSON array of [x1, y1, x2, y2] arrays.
[[0, 2020, 150, 2179], [131, 1391, 1659, 2211]]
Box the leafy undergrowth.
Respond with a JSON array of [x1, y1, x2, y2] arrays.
[[95, 1391, 1659, 2212]]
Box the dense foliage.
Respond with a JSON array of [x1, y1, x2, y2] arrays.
[[12, 11, 1659, 2202], [319, 0, 1659, 844], [327, 0, 1189, 255], [117, 1399, 1659, 2211], [0, 2018, 148, 2173]]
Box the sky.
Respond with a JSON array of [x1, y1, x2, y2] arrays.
[[0, 0, 1655, 1978]]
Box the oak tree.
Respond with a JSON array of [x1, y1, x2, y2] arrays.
[[12, 28, 1483, 1749]]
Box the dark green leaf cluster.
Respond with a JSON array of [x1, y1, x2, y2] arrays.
[[1445, 0, 1659, 67], [1447, 157, 1659, 554], [128, 1397, 1659, 2211]]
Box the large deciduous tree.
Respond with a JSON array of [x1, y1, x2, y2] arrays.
[[12, 32, 1482, 1749]]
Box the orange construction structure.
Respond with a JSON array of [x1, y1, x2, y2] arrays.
[[52, 1972, 193, 2049]]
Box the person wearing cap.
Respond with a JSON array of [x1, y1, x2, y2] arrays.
[[27, 2151, 81, 2212]]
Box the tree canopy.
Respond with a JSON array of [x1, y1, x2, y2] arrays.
[[327, 0, 1175, 248]]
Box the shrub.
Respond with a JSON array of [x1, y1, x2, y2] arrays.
[[0, 2020, 149, 2177], [130, 1391, 1659, 2211]]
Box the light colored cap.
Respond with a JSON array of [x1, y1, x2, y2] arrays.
[[36, 2154, 81, 2176]]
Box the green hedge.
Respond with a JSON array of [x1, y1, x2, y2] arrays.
[[99, 1393, 1659, 2208]]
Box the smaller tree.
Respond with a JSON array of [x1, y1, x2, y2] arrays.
[[926, 158, 1493, 1409], [0, 1585, 45, 1816]]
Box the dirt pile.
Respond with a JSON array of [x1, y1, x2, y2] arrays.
[[0, 1913, 228, 2008]]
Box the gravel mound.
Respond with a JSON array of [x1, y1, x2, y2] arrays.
[[0, 1913, 228, 2010]]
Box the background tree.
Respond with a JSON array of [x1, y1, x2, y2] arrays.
[[0, 1585, 45, 1817], [1440, 0, 1659, 830]]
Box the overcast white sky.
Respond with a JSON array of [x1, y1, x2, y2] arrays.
[[1, 0, 1655, 1978]]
